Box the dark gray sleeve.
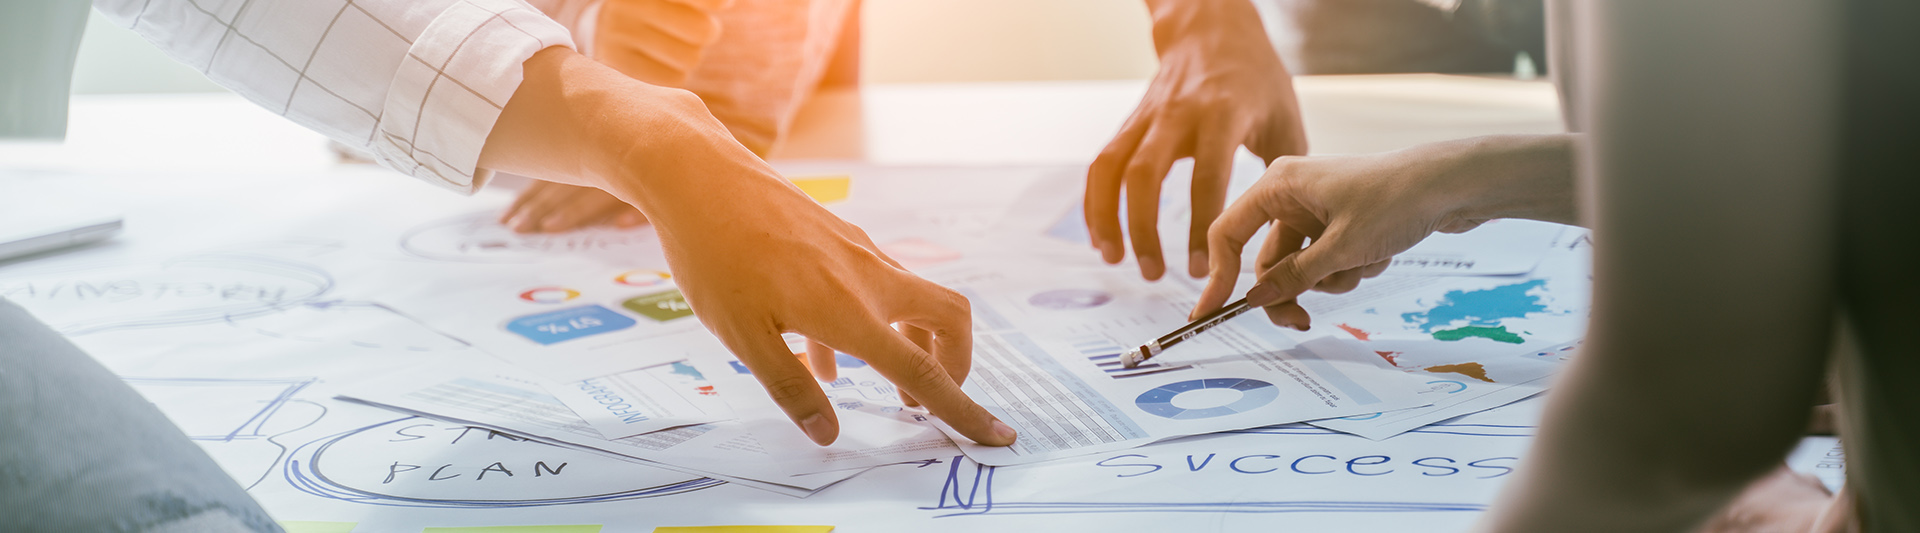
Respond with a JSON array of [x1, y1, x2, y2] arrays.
[[0, 297, 280, 533]]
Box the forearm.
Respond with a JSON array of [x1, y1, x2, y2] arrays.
[[483, 49, 782, 204], [1142, 0, 1275, 56], [1399, 134, 1581, 227], [480, 46, 810, 238]]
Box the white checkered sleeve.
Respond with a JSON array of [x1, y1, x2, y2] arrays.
[[93, 0, 576, 193]]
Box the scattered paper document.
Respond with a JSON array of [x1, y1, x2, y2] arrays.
[[688, 338, 961, 474], [545, 362, 734, 440], [338, 357, 862, 494], [1299, 266, 1588, 347], [369, 258, 731, 383], [921, 266, 1430, 465], [1309, 338, 1577, 440], [1386, 219, 1570, 276]]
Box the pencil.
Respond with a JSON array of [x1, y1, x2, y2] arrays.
[[1120, 297, 1255, 369]]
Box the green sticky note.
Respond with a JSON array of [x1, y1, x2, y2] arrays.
[[278, 522, 357, 533], [654, 527, 833, 533], [622, 290, 694, 322], [421, 526, 602, 533]]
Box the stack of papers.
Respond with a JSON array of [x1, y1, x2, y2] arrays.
[[327, 164, 1590, 496]]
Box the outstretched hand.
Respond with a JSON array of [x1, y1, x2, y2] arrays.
[[659, 170, 1017, 448], [1086, 0, 1307, 281], [1190, 135, 1579, 328], [480, 47, 1017, 448]]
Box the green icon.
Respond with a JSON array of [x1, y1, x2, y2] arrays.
[[622, 290, 694, 322]]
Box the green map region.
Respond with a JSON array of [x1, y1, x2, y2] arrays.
[[1433, 325, 1527, 344], [1402, 279, 1549, 343]]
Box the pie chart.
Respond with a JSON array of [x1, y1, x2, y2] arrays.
[[518, 287, 580, 304], [1134, 378, 1278, 420]]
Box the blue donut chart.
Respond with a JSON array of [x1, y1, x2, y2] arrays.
[[1135, 378, 1279, 420]]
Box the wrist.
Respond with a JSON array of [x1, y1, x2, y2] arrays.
[[482, 46, 789, 228], [482, 46, 652, 188], [1144, 0, 1271, 56]]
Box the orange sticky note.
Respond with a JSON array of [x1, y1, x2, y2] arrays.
[[789, 174, 851, 204]]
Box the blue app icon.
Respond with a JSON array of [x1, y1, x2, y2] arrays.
[[505, 304, 636, 345]]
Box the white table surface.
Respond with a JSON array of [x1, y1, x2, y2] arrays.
[[0, 75, 1572, 533]]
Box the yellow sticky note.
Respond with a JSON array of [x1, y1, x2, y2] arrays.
[[789, 174, 851, 204], [422, 527, 602, 533], [278, 522, 357, 533], [653, 527, 834, 533]]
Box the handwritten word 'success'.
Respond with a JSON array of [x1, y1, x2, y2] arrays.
[[1095, 453, 1517, 479]]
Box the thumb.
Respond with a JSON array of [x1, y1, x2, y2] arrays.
[[1246, 228, 1364, 308]]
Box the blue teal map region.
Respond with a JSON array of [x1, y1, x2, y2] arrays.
[[668, 361, 705, 381], [1401, 280, 1549, 343]]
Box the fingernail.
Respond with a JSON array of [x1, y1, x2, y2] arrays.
[[1189, 251, 1209, 278], [1140, 255, 1164, 280], [1248, 282, 1282, 307], [990, 420, 1018, 445], [800, 413, 835, 446], [1098, 240, 1120, 263]]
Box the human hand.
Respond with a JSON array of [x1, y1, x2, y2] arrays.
[[1696, 465, 1847, 533], [1190, 135, 1579, 328], [1086, 0, 1308, 281], [480, 47, 1016, 448], [592, 0, 730, 88], [500, 181, 648, 233], [638, 140, 1013, 447]]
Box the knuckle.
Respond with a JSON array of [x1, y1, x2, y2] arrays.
[[941, 288, 973, 318], [1123, 160, 1163, 184], [1275, 258, 1315, 288], [1266, 155, 1305, 180], [901, 355, 949, 388], [1207, 223, 1235, 248], [761, 374, 819, 403]]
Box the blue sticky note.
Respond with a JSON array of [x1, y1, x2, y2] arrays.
[[506, 305, 636, 345]]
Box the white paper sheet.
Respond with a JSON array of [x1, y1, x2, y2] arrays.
[[1308, 338, 1577, 440], [0, 158, 1625, 531], [361, 251, 733, 383], [686, 337, 963, 475], [917, 265, 1430, 465], [337, 356, 862, 494], [1386, 219, 1571, 276], [544, 361, 734, 440], [1297, 240, 1591, 348]]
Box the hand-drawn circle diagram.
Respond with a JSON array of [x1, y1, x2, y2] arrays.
[[1026, 289, 1113, 310], [285, 417, 723, 507], [1134, 378, 1279, 420], [399, 211, 663, 264], [0, 252, 334, 335]]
